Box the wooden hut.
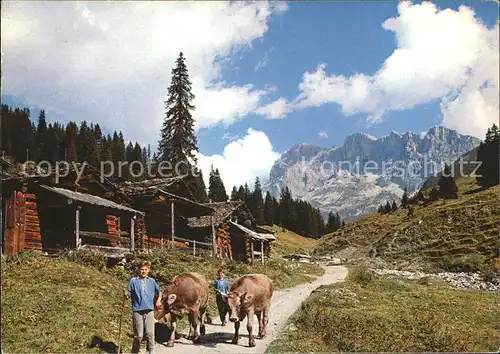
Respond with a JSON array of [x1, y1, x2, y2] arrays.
[[187, 201, 276, 263], [1, 163, 145, 255], [119, 177, 215, 250]]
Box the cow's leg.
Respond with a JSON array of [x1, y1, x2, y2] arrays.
[[187, 314, 194, 340], [256, 311, 263, 338], [191, 310, 202, 344], [167, 314, 176, 347], [199, 308, 206, 336], [231, 321, 240, 345], [247, 310, 256, 347], [261, 307, 269, 338]]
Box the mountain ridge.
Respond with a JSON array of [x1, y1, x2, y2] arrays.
[[265, 126, 481, 221]]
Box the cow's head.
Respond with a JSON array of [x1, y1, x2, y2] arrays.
[[224, 291, 253, 323], [154, 292, 178, 321]]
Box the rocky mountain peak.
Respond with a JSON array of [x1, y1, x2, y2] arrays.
[[264, 126, 481, 221]]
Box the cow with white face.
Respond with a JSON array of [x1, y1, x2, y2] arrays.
[[221, 274, 273, 347]]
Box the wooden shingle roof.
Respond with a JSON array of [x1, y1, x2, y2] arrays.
[[187, 200, 245, 228], [39, 185, 144, 215]]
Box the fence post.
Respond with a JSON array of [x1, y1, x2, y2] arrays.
[[193, 240, 196, 256], [130, 215, 135, 252]]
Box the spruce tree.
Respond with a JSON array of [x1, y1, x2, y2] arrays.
[[237, 185, 246, 201], [377, 205, 384, 213], [391, 201, 398, 211], [208, 166, 228, 202], [244, 183, 252, 209], [64, 122, 79, 162], [325, 212, 335, 233], [273, 196, 281, 228], [264, 191, 275, 225], [430, 185, 439, 201], [335, 212, 342, 231], [438, 164, 458, 199], [157, 52, 197, 169], [230, 186, 239, 201], [215, 169, 228, 201], [188, 168, 209, 203], [476, 124, 500, 188], [384, 201, 392, 213], [36, 109, 48, 161], [401, 188, 409, 208], [252, 177, 265, 224]]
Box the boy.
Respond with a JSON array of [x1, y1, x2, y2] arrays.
[[214, 268, 229, 326], [125, 260, 162, 354]]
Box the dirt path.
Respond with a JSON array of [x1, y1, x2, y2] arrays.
[[154, 265, 348, 353]]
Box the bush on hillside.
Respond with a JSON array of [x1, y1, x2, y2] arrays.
[[349, 264, 374, 285], [59, 248, 108, 271]]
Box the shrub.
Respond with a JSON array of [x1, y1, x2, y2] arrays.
[[4, 250, 42, 265], [439, 254, 486, 273], [349, 265, 374, 284], [60, 248, 107, 271]]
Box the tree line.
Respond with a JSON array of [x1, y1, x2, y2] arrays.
[[476, 124, 499, 189], [227, 182, 332, 238], [205, 162, 333, 238], [1, 105, 152, 179]]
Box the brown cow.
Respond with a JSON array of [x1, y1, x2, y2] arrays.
[[222, 274, 273, 347], [154, 272, 209, 347]]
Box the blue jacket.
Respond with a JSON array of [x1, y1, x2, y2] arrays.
[[128, 276, 161, 312], [214, 278, 229, 294]]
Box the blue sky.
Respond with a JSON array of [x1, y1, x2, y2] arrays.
[[2, 1, 498, 189], [198, 1, 498, 155]]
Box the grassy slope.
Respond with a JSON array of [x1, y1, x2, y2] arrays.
[[268, 266, 500, 353], [261, 225, 319, 255], [314, 178, 499, 271], [1, 249, 324, 353]]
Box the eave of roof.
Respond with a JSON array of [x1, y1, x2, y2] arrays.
[[39, 185, 144, 215], [228, 220, 276, 241]]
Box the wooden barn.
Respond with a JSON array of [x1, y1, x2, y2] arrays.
[[187, 201, 276, 263], [119, 177, 215, 250], [1, 163, 145, 255]]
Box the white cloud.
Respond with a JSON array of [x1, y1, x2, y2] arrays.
[[271, 1, 499, 138], [1, 1, 287, 146], [318, 131, 329, 139], [255, 97, 290, 119], [196, 128, 280, 191]]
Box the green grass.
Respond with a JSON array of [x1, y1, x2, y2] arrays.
[[260, 225, 319, 256], [267, 266, 500, 353], [1, 249, 324, 353], [1, 253, 128, 353], [314, 178, 500, 273]]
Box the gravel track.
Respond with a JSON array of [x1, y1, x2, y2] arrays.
[[154, 265, 348, 354]]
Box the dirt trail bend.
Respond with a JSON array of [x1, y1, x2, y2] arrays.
[[154, 265, 348, 354]]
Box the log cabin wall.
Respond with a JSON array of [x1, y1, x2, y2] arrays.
[[24, 193, 42, 251], [2, 189, 44, 255], [264, 241, 271, 259], [106, 215, 121, 247]]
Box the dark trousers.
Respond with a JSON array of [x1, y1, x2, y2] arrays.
[[216, 294, 228, 323]]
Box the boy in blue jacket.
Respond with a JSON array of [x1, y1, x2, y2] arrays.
[[125, 260, 162, 354], [214, 268, 229, 326]]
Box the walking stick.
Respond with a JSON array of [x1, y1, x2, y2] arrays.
[[117, 293, 127, 354]]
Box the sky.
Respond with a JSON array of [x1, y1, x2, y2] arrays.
[[2, 1, 498, 191]]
